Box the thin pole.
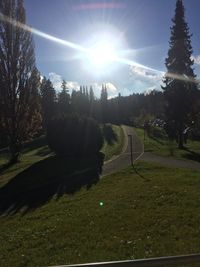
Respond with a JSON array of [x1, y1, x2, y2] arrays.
[[128, 134, 133, 166]]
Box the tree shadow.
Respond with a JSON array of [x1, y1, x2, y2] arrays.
[[0, 161, 14, 174], [102, 124, 118, 145], [34, 146, 51, 157], [149, 135, 165, 145], [22, 136, 47, 153], [182, 148, 200, 163], [131, 164, 150, 182], [0, 153, 104, 216]]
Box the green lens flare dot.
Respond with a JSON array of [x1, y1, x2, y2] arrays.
[[99, 202, 104, 206]]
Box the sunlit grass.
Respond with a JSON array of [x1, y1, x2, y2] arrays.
[[101, 125, 124, 161], [134, 127, 200, 161], [1, 161, 200, 266]]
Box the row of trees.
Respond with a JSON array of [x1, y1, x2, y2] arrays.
[[1, 0, 200, 163]]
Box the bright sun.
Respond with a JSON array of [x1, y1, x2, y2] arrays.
[[81, 28, 128, 75], [88, 41, 117, 67]]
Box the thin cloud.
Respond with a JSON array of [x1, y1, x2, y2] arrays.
[[130, 65, 162, 81]]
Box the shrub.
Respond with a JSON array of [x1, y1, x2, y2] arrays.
[[47, 114, 104, 157]]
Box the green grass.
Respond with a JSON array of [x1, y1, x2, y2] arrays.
[[101, 124, 124, 161], [0, 124, 124, 170], [1, 161, 200, 266], [134, 127, 200, 162], [0, 145, 52, 188]]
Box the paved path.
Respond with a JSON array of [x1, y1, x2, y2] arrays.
[[102, 126, 200, 176], [141, 152, 200, 171], [102, 125, 143, 176]]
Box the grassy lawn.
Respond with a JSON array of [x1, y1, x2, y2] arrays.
[[1, 161, 200, 266], [101, 124, 124, 161], [134, 127, 200, 162], [0, 124, 124, 170]]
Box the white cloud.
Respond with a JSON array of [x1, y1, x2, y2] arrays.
[[130, 65, 162, 81], [66, 81, 80, 91], [106, 82, 118, 93], [48, 72, 80, 92], [48, 72, 118, 98], [89, 82, 118, 98], [191, 55, 200, 65], [49, 72, 62, 91], [144, 86, 157, 95]]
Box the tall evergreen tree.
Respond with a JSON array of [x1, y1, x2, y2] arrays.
[[100, 84, 108, 123], [0, 0, 40, 162], [40, 78, 57, 128], [58, 79, 70, 114], [163, 0, 199, 148], [89, 86, 95, 103]]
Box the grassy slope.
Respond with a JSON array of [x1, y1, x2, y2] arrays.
[[134, 127, 200, 161], [0, 124, 124, 167], [1, 161, 200, 266], [101, 125, 124, 161], [0, 145, 52, 188], [0, 124, 124, 185]]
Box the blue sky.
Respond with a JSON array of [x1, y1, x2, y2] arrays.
[[24, 0, 200, 97]]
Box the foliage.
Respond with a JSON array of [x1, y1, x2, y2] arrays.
[[101, 124, 124, 161], [47, 114, 104, 157], [100, 84, 108, 123], [57, 80, 70, 115], [162, 0, 199, 148], [0, 0, 41, 162], [40, 77, 57, 128]]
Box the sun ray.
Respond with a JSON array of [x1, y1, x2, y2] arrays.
[[0, 12, 198, 84]]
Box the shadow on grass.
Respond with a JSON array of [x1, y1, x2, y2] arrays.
[[34, 146, 51, 157], [0, 153, 104, 216], [144, 149, 154, 152], [0, 161, 14, 174], [103, 124, 118, 145], [149, 135, 165, 145], [131, 164, 150, 182], [182, 148, 200, 163], [22, 136, 47, 153]]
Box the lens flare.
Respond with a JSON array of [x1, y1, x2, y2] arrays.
[[0, 12, 198, 83]]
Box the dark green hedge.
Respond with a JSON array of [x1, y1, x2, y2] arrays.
[[47, 114, 104, 157]]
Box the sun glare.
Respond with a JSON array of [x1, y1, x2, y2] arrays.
[[88, 41, 117, 67]]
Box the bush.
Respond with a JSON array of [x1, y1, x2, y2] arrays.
[[47, 114, 104, 157]]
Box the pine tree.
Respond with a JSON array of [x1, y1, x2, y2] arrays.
[[58, 79, 70, 114], [41, 78, 57, 128], [89, 86, 95, 103], [163, 0, 199, 148], [100, 84, 108, 123], [0, 0, 41, 162]]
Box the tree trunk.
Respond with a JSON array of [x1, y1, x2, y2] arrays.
[[9, 143, 20, 164], [178, 130, 184, 149]]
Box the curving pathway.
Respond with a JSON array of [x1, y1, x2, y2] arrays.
[[102, 126, 200, 176], [102, 125, 143, 176]]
